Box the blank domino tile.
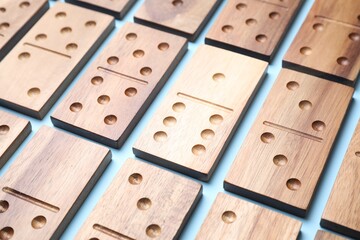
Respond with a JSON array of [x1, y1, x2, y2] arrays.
[[283, 0, 360, 86], [206, 0, 303, 61], [76, 158, 202, 240], [321, 121, 360, 239], [0, 126, 111, 240], [314, 230, 348, 240], [134, 0, 222, 41], [0, 110, 31, 167], [196, 193, 301, 240], [0, 3, 114, 119], [133, 45, 268, 181], [51, 22, 187, 148], [65, 0, 136, 19], [225, 69, 353, 217], [0, 0, 49, 61]]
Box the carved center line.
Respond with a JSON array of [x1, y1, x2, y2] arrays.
[[97, 67, 148, 85], [3, 187, 60, 213], [254, 0, 289, 9], [24, 43, 71, 59], [93, 224, 135, 240], [315, 15, 360, 29], [177, 92, 233, 112], [263, 121, 323, 142], [0, 34, 4, 37]]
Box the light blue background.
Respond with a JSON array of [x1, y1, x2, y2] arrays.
[[1, 0, 359, 239]]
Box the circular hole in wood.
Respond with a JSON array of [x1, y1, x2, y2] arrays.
[[163, 116, 177, 127], [245, 18, 257, 26], [18, 52, 30, 60], [355, 152, 360, 157], [286, 178, 301, 191], [124, 87, 137, 97], [91, 76, 103, 85], [146, 224, 161, 238], [104, 115, 117, 125], [153, 131, 167, 142], [0, 125, 10, 135], [212, 73, 225, 82], [299, 100, 312, 110], [31, 216, 46, 229], [85, 21, 96, 27], [261, 132, 274, 143], [140, 67, 152, 76], [128, 173, 142, 185], [256, 34, 267, 43], [273, 155, 288, 166], [172, 102, 186, 112], [222, 25, 233, 33], [313, 23, 324, 31], [55, 12, 66, 19], [209, 114, 223, 125], [69, 102, 82, 112], [107, 56, 119, 65], [60, 27, 72, 34], [137, 198, 152, 210], [0, 8, 6, 13], [337, 57, 349, 66], [97, 95, 110, 105], [269, 11, 280, 19], [172, 0, 183, 6], [126, 33, 137, 40], [133, 49, 145, 58], [35, 34, 47, 41], [286, 81, 299, 90], [192, 144, 206, 156], [158, 42, 169, 51], [201, 129, 215, 140], [27, 87, 40, 97], [0, 22, 9, 30], [89, 238, 99, 240], [0, 200, 9, 213], [312, 120, 326, 132], [0, 227, 14, 240], [300, 47, 312, 55], [358, 15, 360, 22], [66, 43, 78, 51], [349, 32, 360, 41], [19, 1, 30, 8], [236, 3, 247, 10], [222, 211, 236, 224]]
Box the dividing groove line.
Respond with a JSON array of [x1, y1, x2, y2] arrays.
[[3, 187, 60, 213], [24, 42, 71, 59], [263, 121, 323, 142], [254, 0, 289, 9], [93, 224, 135, 240], [0, 33, 4, 37], [97, 67, 148, 85], [177, 92, 233, 112], [315, 15, 360, 29]]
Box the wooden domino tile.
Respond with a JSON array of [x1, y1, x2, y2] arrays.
[[196, 193, 301, 240], [0, 0, 49, 61], [321, 121, 360, 239], [314, 230, 348, 240], [0, 126, 111, 240], [51, 22, 187, 148], [206, 0, 303, 61], [0, 2, 114, 119], [65, 0, 136, 19], [134, 0, 222, 41], [133, 45, 268, 181], [76, 158, 202, 240], [283, 0, 360, 86], [0, 110, 31, 168], [225, 69, 353, 217]]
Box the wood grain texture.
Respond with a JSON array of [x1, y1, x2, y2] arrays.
[[65, 0, 136, 19], [51, 22, 187, 148], [314, 230, 348, 240], [206, 0, 303, 61], [0, 2, 114, 119], [0, 0, 49, 61], [134, 0, 222, 41], [196, 193, 301, 240], [0, 110, 31, 168], [133, 45, 268, 181], [225, 69, 353, 217], [321, 121, 360, 239], [76, 158, 202, 240], [283, 0, 360, 86], [0, 126, 111, 240]]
